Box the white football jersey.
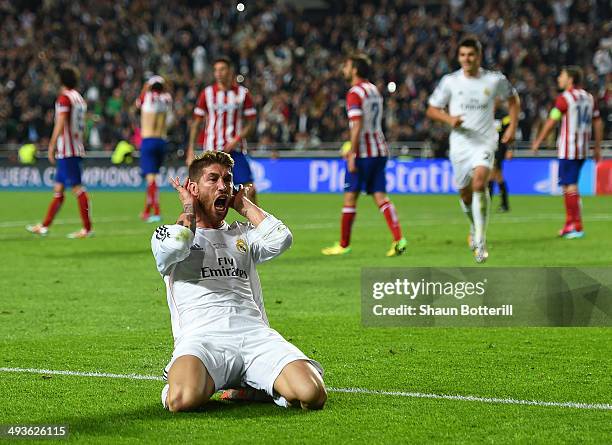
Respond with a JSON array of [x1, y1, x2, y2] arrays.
[[429, 68, 516, 149], [151, 215, 292, 343]]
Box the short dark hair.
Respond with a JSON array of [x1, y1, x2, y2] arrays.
[[458, 36, 482, 55], [189, 151, 234, 182], [213, 56, 232, 68], [348, 53, 371, 79], [150, 82, 164, 92], [563, 66, 583, 85], [59, 64, 79, 89]]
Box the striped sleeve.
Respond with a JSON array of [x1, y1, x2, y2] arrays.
[[554, 94, 568, 113], [193, 90, 207, 117], [56, 95, 71, 114], [346, 87, 364, 120], [243, 89, 256, 119]]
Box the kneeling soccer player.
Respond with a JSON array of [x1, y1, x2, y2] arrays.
[[152, 151, 326, 411]]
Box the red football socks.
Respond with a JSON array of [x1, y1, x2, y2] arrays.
[[340, 206, 356, 248], [379, 200, 402, 241], [76, 190, 92, 232], [42, 192, 64, 227], [564, 191, 582, 232], [145, 181, 160, 216]]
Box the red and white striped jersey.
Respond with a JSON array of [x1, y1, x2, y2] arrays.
[[55, 89, 87, 158], [137, 90, 172, 113], [554, 88, 600, 160], [346, 81, 388, 158], [193, 83, 256, 152]]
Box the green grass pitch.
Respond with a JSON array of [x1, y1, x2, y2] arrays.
[[1, 191, 611, 443]]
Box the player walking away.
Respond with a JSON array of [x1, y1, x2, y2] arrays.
[[136, 75, 173, 223], [426, 37, 520, 263], [531, 66, 603, 239], [488, 112, 513, 212], [153, 151, 326, 411], [322, 54, 407, 257], [186, 56, 258, 204], [26, 65, 92, 239]]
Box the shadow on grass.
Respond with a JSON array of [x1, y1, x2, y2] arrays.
[[49, 399, 311, 438]]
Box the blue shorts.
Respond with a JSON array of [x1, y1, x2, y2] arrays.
[[140, 138, 166, 176], [55, 157, 82, 186], [558, 159, 585, 186], [344, 156, 387, 194], [231, 151, 254, 185]]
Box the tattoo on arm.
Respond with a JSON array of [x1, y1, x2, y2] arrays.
[[175, 203, 196, 234]]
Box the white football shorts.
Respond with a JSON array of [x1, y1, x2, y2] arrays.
[[449, 143, 495, 189], [163, 323, 323, 407]]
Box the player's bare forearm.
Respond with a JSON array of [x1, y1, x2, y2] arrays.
[[48, 114, 66, 161], [533, 118, 557, 148], [232, 186, 266, 227], [176, 203, 196, 234], [241, 120, 255, 140], [349, 119, 362, 154], [426, 106, 461, 127], [187, 118, 202, 163], [593, 117, 603, 161], [241, 200, 267, 227], [507, 95, 520, 132], [170, 177, 197, 233]]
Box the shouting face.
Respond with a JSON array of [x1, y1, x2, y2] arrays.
[[195, 163, 233, 224]]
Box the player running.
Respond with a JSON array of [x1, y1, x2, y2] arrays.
[[322, 54, 407, 257], [488, 112, 513, 212], [186, 56, 258, 204], [136, 75, 173, 223], [531, 66, 603, 239], [26, 65, 92, 239], [153, 151, 326, 411], [426, 37, 520, 263]]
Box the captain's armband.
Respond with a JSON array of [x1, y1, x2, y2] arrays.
[[549, 108, 562, 121]]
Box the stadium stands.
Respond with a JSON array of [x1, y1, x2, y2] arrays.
[[0, 0, 610, 151]]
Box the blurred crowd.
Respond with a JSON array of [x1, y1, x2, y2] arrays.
[[0, 0, 610, 154]]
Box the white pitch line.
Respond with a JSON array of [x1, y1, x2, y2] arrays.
[[1, 367, 610, 411], [0, 216, 134, 228]]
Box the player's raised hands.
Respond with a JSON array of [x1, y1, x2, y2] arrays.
[[170, 176, 195, 207]]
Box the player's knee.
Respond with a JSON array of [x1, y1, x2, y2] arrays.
[[296, 379, 327, 410], [167, 385, 208, 412]]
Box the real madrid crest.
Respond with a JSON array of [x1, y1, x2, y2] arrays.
[[236, 238, 248, 254]]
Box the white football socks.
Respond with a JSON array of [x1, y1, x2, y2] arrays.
[[161, 384, 169, 409], [459, 199, 474, 230], [472, 191, 490, 246]]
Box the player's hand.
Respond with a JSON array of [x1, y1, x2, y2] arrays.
[[449, 115, 463, 128], [47, 150, 55, 165], [530, 140, 540, 155], [594, 148, 602, 163], [501, 127, 515, 144], [505, 150, 513, 160], [169, 176, 194, 208], [230, 184, 251, 216], [223, 137, 240, 153], [347, 154, 357, 173]]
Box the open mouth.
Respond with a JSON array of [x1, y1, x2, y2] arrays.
[[214, 196, 228, 211]]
